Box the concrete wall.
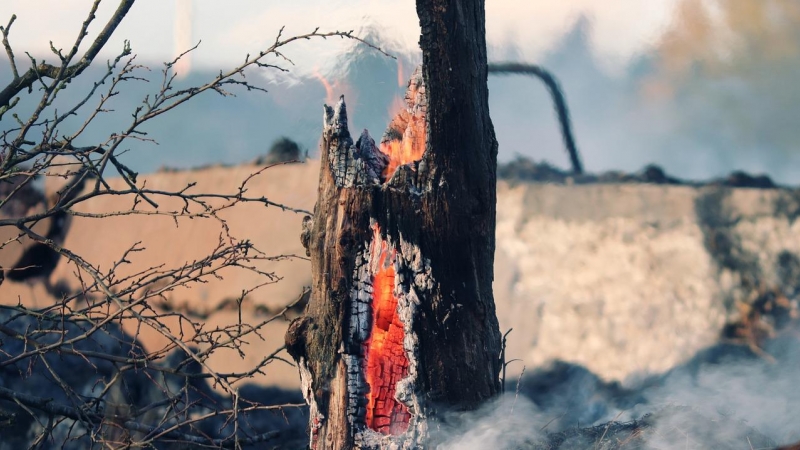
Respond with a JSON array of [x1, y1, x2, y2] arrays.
[[495, 182, 800, 381], [4, 162, 800, 386]]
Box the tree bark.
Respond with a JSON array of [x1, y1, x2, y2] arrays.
[[285, 1, 501, 448]]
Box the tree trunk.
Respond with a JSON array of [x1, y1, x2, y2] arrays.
[[285, 1, 501, 448]]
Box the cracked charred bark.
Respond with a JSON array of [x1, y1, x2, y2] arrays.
[[285, 1, 501, 448]]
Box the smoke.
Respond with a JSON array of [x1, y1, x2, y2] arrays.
[[635, 336, 800, 444], [490, 5, 800, 185], [435, 330, 800, 449], [6, 2, 799, 184], [634, 0, 800, 183], [435, 394, 546, 450]]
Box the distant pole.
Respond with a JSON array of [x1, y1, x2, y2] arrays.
[[173, 0, 193, 78]]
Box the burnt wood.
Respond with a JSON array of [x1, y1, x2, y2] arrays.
[[285, 1, 501, 448]]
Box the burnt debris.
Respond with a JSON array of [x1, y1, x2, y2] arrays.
[[498, 156, 780, 189], [0, 308, 308, 449]]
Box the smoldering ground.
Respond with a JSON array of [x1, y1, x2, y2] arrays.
[[436, 325, 800, 449]]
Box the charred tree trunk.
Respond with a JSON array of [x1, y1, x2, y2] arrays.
[[285, 1, 501, 448]]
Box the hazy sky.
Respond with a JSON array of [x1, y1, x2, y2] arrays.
[[1, 1, 678, 78]]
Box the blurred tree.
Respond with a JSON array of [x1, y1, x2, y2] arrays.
[[656, 0, 800, 78], [641, 0, 800, 165], [256, 137, 302, 164]]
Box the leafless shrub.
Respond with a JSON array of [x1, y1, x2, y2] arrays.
[[0, 1, 389, 448], [255, 138, 304, 166]]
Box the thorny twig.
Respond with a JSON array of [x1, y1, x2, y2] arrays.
[[0, 1, 392, 447]]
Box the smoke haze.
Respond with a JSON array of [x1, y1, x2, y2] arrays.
[[437, 332, 800, 448]]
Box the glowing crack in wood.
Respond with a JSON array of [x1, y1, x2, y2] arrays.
[[323, 67, 426, 189], [315, 66, 432, 446], [364, 232, 410, 434], [344, 222, 432, 446]]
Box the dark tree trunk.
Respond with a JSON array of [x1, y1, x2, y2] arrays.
[[285, 1, 501, 448]]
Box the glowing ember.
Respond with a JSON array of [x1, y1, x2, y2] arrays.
[[364, 236, 410, 435], [379, 70, 426, 180], [379, 129, 425, 179]]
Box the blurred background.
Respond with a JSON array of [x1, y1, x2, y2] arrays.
[[4, 2, 800, 447], [3, 0, 800, 182]]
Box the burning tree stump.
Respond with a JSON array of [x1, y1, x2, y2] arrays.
[[286, 1, 501, 448]]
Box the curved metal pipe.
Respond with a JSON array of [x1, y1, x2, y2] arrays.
[[489, 62, 584, 174]]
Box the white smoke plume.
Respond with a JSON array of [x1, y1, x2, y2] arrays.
[[437, 335, 800, 449]]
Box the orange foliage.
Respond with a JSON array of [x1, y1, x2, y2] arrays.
[[656, 0, 800, 79]]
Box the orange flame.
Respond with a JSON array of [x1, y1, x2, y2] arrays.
[[386, 95, 405, 122], [312, 69, 336, 105], [364, 227, 410, 435], [396, 59, 405, 88], [379, 76, 426, 180], [379, 129, 425, 179]]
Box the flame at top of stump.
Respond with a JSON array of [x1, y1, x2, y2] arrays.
[[322, 67, 427, 187], [379, 68, 427, 181]]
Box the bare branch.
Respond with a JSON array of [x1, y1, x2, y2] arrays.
[[0, 8, 398, 447], [0, 14, 19, 79], [0, 0, 135, 109], [0, 386, 287, 448]]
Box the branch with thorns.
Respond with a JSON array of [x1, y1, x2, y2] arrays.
[[0, 0, 393, 447]]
